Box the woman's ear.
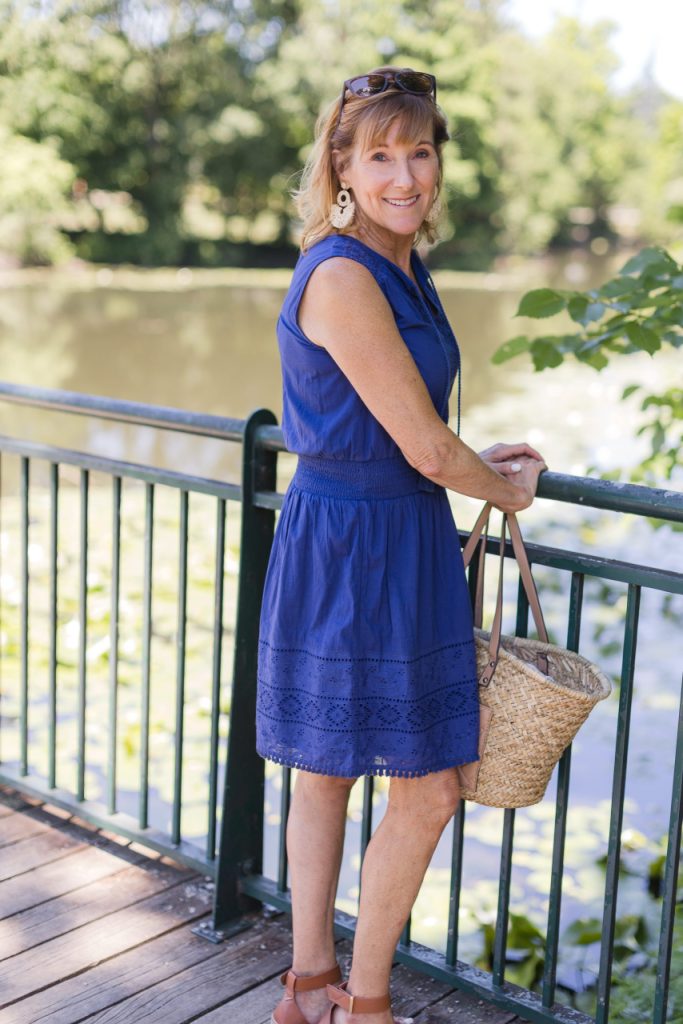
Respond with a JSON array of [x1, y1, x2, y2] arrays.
[[331, 148, 346, 182]]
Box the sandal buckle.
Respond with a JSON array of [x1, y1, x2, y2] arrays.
[[348, 994, 355, 1013]]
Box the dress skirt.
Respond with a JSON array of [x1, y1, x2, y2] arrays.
[[256, 453, 481, 779]]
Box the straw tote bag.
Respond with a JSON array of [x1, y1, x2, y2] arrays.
[[455, 502, 612, 808]]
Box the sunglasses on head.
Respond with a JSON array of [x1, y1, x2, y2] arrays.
[[333, 70, 437, 133]]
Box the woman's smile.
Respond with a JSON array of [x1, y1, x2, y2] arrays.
[[383, 195, 419, 207]]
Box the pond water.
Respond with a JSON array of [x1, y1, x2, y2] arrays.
[[0, 249, 680, 1005]]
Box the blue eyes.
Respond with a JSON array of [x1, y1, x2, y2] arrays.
[[371, 150, 431, 161]]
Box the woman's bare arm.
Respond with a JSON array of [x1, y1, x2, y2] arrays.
[[297, 256, 546, 513]]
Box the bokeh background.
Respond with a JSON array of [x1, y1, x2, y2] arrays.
[[0, 3, 681, 1016], [1, 0, 681, 270]]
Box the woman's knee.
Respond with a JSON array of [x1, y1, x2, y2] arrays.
[[295, 769, 358, 797], [387, 767, 461, 825]]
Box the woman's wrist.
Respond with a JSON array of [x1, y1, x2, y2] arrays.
[[417, 441, 528, 504]]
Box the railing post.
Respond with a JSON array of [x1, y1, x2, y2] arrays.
[[204, 407, 278, 939]]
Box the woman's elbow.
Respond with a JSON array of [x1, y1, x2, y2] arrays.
[[403, 440, 453, 479]]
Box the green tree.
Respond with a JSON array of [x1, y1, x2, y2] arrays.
[[0, 125, 76, 264], [487, 14, 643, 254], [492, 246, 683, 487]]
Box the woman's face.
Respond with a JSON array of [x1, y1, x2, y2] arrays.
[[338, 119, 439, 238]]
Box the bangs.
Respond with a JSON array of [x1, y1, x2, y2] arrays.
[[353, 93, 445, 154]]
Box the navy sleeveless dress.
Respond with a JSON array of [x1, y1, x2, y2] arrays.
[[256, 233, 480, 778]]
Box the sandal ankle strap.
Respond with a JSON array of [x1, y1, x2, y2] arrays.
[[279, 963, 342, 996], [326, 979, 391, 1014]]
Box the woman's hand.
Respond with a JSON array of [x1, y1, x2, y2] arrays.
[[478, 441, 545, 476], [477, 443, 548, 513]]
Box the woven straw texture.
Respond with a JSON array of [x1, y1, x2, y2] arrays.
[[461, 628, 612, 807]]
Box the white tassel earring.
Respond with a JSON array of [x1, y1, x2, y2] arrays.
[[330, 181, 355, 228]]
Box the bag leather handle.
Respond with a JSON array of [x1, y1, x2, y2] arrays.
[[462, 502, 549, 684]]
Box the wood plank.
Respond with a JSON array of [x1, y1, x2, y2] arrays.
[[195, 974, 285, 1024], [413, 989, 521, 1023], [50, 914, 296, 1024], [0, 786, 43, 813], [0, 802, 152, 882], [195, 933, 516, 1024], [194, 953, 457, 1024], [0, 919, 216, 1024], [0, 822, 87, 880], [0, 840, 152, 920], [0, 811, 52, 847], [0, 855, 198, 957], [0, 872, 211, 1008], [0, 912, 264, 1024]]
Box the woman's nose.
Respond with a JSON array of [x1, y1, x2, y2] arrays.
[[392, 160, 415, 187]]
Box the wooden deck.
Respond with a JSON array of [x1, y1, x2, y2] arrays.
[[0, 784, 525, 1024]]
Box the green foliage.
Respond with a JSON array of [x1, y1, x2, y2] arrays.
[[474, 910, 546, 989], [0, 124, 76, 263], [488, 15, 640, 254], [492, 245, 683, 482], [0, 1, 679, 266], [620, 98, 683, 241]]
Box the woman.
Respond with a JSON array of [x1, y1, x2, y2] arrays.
[[257, 66, 547, 1024]]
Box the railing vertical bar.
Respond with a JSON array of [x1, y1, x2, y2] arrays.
[[48, 462, 58, 789], [357, 776, 375, 905], [515, 570, 530, 639], [492, 568, 530, 986], [542, 571, 584, 1007], [207, 495, 226, 861], [399, 914, 411, 947], [446, 800, 466, 966], [172, 488, 189, 846], [139, 482, 154, 830], [212, 408, 274, 929], [107, 475, 121, 813], [20, 456, 29, 775], [492, 809, 515, 985], [277, 766, 292, 892], [360, 776, 374, 862], [595, 582, 641, 1024], [77, 469, 89, 801], [652, 672, 683, 1024]]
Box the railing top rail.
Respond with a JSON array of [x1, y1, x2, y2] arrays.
[[1, 381, 680, 525], [255, 425, 683, 524], [0, 381, 244, 442]]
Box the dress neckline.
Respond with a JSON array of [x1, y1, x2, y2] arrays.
[[335, 234, 440, 316]]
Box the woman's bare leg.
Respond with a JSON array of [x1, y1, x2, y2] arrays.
[[285, 769, 357, 1023], [332, 767, 461, 1024]]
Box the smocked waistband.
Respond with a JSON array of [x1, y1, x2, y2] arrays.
[[291, 454, 444, 500]]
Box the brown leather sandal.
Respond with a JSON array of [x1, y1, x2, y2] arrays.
[[272, 963, 343, 1024], [320, 979, 414, 1023]]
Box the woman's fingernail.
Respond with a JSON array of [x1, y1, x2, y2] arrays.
[[510, 462, 522, 472]]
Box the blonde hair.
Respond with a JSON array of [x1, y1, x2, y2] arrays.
[[291, 66, 450, 252]]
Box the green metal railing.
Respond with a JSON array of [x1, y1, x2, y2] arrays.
[[0, 381, 681, 1022]]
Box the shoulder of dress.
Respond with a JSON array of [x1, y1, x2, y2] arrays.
[[299, 235, 388, 286]]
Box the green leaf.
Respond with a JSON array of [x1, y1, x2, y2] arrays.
[[576, 348, 609, 370], [599, 277, 638, 299], [567, 295, 589, 323], [619, 247, 678, 277], [562, 917, 603, 946], [530, 338, 564, 370], [625, 322, 662, 354], [622, 384, 641, 399], [567, 296, 608, 325], [516, 288, 566, 319], [491, 335, 530, 364]]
